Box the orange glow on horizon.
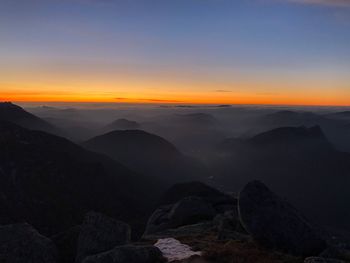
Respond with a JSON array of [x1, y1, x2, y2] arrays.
[[1, 91, 350, 107]]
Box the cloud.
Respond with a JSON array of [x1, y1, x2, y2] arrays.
[[215, 89, 232, 93], [136, 98, 184, 103], [286, 0, 350, 7], [115, 97, 183, 103]]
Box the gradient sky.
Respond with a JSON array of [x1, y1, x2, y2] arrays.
[[0, 0, 350, 105]]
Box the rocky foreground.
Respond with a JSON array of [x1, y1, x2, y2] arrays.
[[1, 181, 349, 263]]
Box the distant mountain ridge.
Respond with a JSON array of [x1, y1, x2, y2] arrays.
[[104, 118, 141, 131], [83, 129, 206, 183], [213, 126, 350, 230]]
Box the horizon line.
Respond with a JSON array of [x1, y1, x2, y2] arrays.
[[7, 100, 350, 108]]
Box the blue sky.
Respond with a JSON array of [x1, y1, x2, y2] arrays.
[[0, 0, 349, 105]]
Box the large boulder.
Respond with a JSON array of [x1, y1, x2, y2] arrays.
[[238, 180, 326, 256], [144, 196, 216, 236], [0, 223, 57, 263], [213, 210, 249, 241], [82, 245, 164, 263], [76, 212, 131, 263]]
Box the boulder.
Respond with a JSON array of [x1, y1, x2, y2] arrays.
[[238, 180, 326, 256], [304, 257, 347, 263], [144, 197, 216, 236], [214, 210, 250, 241], [0, 223, 57, 263], [82, 245, 164, 263], [154, 238, 201, 262], [76, 212, 131, 262]]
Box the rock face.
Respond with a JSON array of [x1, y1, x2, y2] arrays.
[[76, 212, 131, 263], [238, 180, 326, 256], [82, 245, 164, 263], [154, 238, 201, 262], [0, 223, 57, 263], [144, 196, 216, 236]]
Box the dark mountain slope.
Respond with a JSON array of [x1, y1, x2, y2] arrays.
[[327, 111, 350, 120], [0, 102, 58, 134], [257, 110, 350, 152], [213, 126, 350, 229], [83, 130, 206, 183], [0, 121, 162, 236]]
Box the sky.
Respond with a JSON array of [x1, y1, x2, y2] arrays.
[[0, 0, 349, 106]]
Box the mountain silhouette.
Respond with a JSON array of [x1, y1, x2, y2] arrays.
[[0, 102, 58, 134], [104, 119, 141, 131], [0, 121, 162, 236], [83, 129, 206, 183], [256, 110, 350, 152], [213, 126, 350, 230]]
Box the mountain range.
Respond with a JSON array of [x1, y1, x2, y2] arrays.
[[212, 125, 350, 229], [0, 121, 162, 237], [83, 129, 206, 183]]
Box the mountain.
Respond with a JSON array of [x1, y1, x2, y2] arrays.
[[212, 126, 350, 230], [256, 110, 350, 152], [104, 119, 141, 131], [260, 110, 325, 127], [141, 112, 226, 156], [0, 102, 58, 134], [83, 129, 206, 183], [327, 111, 350, 121], [0, 121, 162, 237]]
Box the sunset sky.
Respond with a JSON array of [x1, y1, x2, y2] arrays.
[[0, 0, 349, 105]]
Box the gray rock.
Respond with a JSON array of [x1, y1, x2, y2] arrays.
[[144, 197, 216, 236], [82, 245, 164, 263], [76, 211, 131, 263], [238, 180, 326, 256], [214, 210, 238, 232], [304, 257, 347, 263], [0, 223, 57, 263]]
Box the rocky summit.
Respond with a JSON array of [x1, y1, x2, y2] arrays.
[[238, 180, 327, 256]]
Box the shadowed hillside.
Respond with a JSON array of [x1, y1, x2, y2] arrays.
[[212, 126, 350, 229], [83, 130, 207, 183], [0, 102, 58, 134], [0, 121, 163, 237]]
